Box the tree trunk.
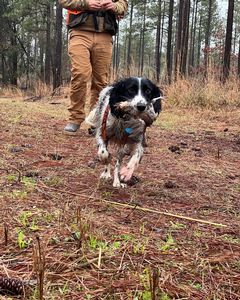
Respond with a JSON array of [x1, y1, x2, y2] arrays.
[[45, 3, 51, 85], [53, 0, 63, 90], [123, 34, 128, 74], [238, 38, 240, 77], [127, 0, 134, 76], [204, 0, 213, 78], [140, 0, 147, 76], [159, 1, 166, 79], [180, 0, 190, 76], [155, 0, 162, 82], [138, 29, 142, 76], [174, 0, 184, 80], [39, 33, 45, 82], [197, 14, 202, 68], [113, 28, 120, 79], [1, 54, 6, 84], [112, 36, 117, 78], [166, 0, 174, 83], [222, 0, 235, 83], [189, 0, 199, 73], [10, 24, 18, 86], [233, 27, 237, 54]]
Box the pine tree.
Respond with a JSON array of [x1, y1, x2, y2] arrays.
[[222, 0, 235, 82]]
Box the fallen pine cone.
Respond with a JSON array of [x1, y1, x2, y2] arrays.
[[0, 276, 25, 296]]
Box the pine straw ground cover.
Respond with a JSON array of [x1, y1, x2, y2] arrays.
[[0, 96, 239, 300]]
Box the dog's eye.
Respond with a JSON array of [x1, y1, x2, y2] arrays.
[[145, 89, 151, 95], [128, 87, 136, 94]]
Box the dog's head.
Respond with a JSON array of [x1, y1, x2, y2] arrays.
[[108, 77, 162, 121]]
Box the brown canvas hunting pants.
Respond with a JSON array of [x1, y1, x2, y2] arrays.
[[68, 29, 113, 125]]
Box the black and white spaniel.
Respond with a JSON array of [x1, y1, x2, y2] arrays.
[[86, 77, 163, 188]]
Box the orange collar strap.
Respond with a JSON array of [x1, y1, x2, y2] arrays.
[[101, 105, 110, 141]]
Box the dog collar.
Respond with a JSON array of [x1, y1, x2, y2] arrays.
[[125, 127, 133, 135]]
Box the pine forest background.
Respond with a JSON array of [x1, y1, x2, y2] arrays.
[[0, 0, 239, 91]]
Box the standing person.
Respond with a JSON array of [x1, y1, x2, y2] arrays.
[[59, 0, 128, 135]]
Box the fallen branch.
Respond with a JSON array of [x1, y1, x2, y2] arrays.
[[38, 181, 227, 227], [102, 200, 227, 228]]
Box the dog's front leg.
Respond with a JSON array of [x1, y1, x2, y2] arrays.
[[120, 143, 143, 182], [96, 127, 110, 161], [96, 130, 112, 180], [113, 148, 126, 188]]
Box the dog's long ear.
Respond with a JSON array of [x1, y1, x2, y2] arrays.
[[108, 79, 126, 118], [152, 84, 163, 115]]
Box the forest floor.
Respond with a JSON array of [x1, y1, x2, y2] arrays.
[[0, 95, 239, 300]]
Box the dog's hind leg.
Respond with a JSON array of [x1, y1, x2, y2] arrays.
[[113, 148, 126, 188], [120, 143, 143, 182]]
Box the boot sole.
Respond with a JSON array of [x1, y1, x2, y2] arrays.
[[63, 130, 79, 136]]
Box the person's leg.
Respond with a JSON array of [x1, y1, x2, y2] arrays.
[[66, 30, 93, 131], [89, 33, 113, 111]]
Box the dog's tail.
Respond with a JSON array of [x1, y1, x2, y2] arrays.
[[85, 108, 98, 127]]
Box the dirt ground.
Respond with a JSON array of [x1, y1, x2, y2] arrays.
[[0, 96, 239, 300]]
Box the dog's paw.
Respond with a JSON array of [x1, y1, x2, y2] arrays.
[[113, 181, 127, 188], [120, 166, 134, 182], [98, 147, 109, 162], [100, 171, 112, 181]]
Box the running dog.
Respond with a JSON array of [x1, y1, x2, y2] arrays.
[[86, 77, 163, 187]]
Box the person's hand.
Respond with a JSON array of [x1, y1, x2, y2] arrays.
[[88, 0, 102, 10], [101, 0, 116, 11]]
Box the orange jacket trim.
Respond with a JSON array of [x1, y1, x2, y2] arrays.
[[66, 9, 82, 25]]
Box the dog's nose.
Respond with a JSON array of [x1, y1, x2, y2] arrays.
[[137, 104, 146, 112]]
